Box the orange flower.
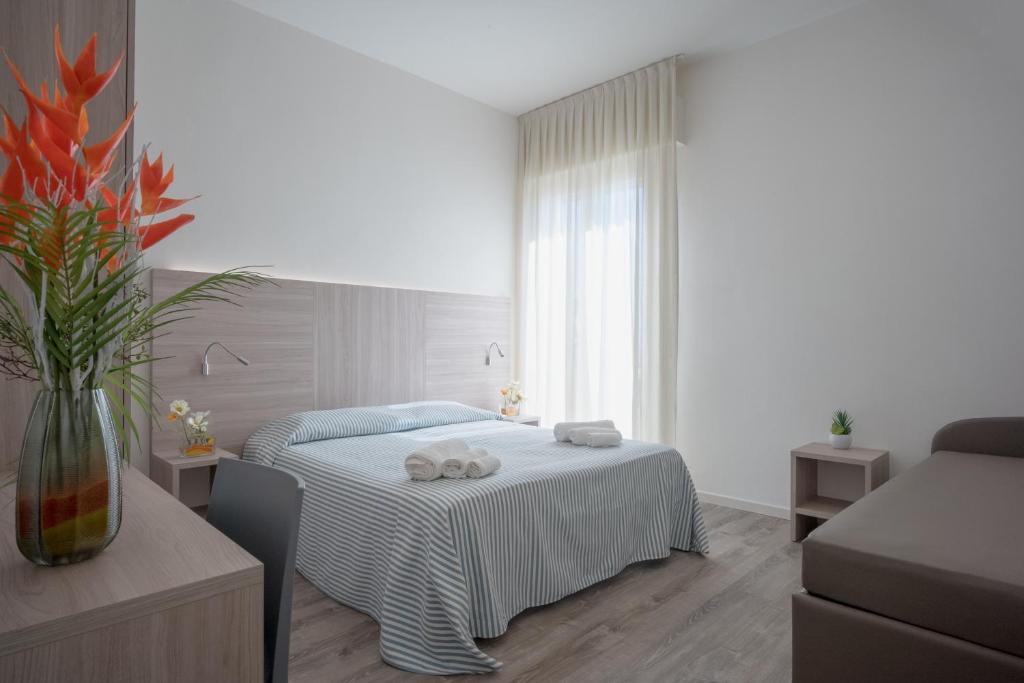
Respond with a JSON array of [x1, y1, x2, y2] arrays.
[[137, 151, 195, 249], [6, 58, 85, 147], [4, 27, 128, 205], [98, 180, 136, 232], [54, 28, 123, 117], [139, 152, 194, 215], [140, 213, 195, 250], [3, 25, 199, 258], [0, 111, 42, 245], [82, 104, 135, 186], [1, 109, 48, 199]]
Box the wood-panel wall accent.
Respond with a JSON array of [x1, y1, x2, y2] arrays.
[[424, 292, 512, 409], [151, 271, 316, 455], [314, 284, 425, 408], [0, 0, 135, 468], [150, 270, 512, 455]]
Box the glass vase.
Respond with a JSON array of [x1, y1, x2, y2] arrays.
[[15, 389, 123, 566], [181, 436, 216, 457]]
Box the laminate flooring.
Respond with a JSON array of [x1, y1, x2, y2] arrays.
[[288, 503, 799, 683]]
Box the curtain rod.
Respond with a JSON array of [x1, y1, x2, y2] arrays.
[[519, 53, 684, 118]]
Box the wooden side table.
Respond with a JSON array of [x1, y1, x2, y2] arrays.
[[791, 442, 889, 542], [150, 447, 238, 512], [502, 414, 541, 426]]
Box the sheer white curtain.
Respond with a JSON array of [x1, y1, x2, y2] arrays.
[[516, 58, 678, 443]]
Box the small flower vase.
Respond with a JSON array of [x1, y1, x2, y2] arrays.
[[181, 436, 216, 457], [501, 405, 519, 417]]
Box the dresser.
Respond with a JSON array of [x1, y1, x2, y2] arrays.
[[0, 467, 263, 682]]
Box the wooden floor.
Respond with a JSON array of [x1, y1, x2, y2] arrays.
[[288, 503, 800, 683]]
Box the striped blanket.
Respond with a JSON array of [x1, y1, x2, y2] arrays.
[[244, 402, 709, 675]]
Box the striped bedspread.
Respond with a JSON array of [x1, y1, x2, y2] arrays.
[[244, 402, 709, 675]]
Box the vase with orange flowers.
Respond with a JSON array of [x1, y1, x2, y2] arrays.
[[0, 29, 265, 565]]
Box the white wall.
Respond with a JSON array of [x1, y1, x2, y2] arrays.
[[131, 0, 516, 474], [134, 0, 517, 297], [677, 0, 1024, 514]]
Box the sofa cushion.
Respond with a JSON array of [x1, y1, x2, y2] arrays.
[[802, 450, 1024, 659]]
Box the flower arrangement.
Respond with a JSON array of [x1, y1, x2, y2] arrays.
[[0, 28, 264, 428], [167, 399, 215, 456], [499, 380, 525, 416], [0, 27, 267, 565]]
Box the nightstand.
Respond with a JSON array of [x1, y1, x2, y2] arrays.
[[150, 447, 238, 513], [502, 414, 541, 426], [791, 442, 889, 542]]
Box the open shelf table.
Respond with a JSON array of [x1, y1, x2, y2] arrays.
[[791, 442, 889, 542]]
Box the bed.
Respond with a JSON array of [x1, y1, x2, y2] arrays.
[[244, 401, 709, 675]]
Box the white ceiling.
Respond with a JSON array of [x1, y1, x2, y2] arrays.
[[231, 0, 865, 115]]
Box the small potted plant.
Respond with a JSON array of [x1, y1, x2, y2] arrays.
[[830, 410, 854, 450], [168, 400, 216, 456], [499, 381, 525, 416]]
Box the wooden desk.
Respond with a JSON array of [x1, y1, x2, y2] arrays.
[[0, 467, 263, 682]]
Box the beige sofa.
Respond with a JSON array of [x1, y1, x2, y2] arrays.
[[793, 418, 1024, 682]]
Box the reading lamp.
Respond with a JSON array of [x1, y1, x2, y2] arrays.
[[202, 342, 250, 376], [485, 342, 504, 366]]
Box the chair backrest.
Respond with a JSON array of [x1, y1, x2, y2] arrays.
[[207, 458, 305, 683]]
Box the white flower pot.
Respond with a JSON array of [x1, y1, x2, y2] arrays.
[[830, 433, 853, 450]]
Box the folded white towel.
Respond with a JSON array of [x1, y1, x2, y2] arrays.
[[569, 427, 623, 447], [405, 439, 469, 481], [405, 452, 443, 481], [567, 426, 619, 444], [553, 420, 615, 442], [465, 449, 500, 479], [442, 454, 471, 478], [440, 438, 478, 478], [586, 430, 622, 447]]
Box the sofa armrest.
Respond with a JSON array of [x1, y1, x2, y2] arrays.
[[931, 417, 1024, 458]]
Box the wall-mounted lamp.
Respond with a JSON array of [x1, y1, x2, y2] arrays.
[[485, 342, 505, 366], [202, 342, 250, 376]]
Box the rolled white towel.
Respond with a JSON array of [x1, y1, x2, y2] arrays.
[[586, 430, 622, 447], [466, 449, 501, 479], [440, 438, 477, 478], [567, 426, 619, 445], [569, 427, 622, 447], [405, 438, 469, 481], [553, 420, 615, 442], [442, 454, 471, 478], [405, 451, 443, 481]]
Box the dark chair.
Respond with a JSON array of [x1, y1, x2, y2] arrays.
[[207, 458, 305, 683]]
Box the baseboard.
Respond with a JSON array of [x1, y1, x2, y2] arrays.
[[697, 491, 789, 519]]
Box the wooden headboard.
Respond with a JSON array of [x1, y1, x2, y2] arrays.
[[149, 270, 512, 454]]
